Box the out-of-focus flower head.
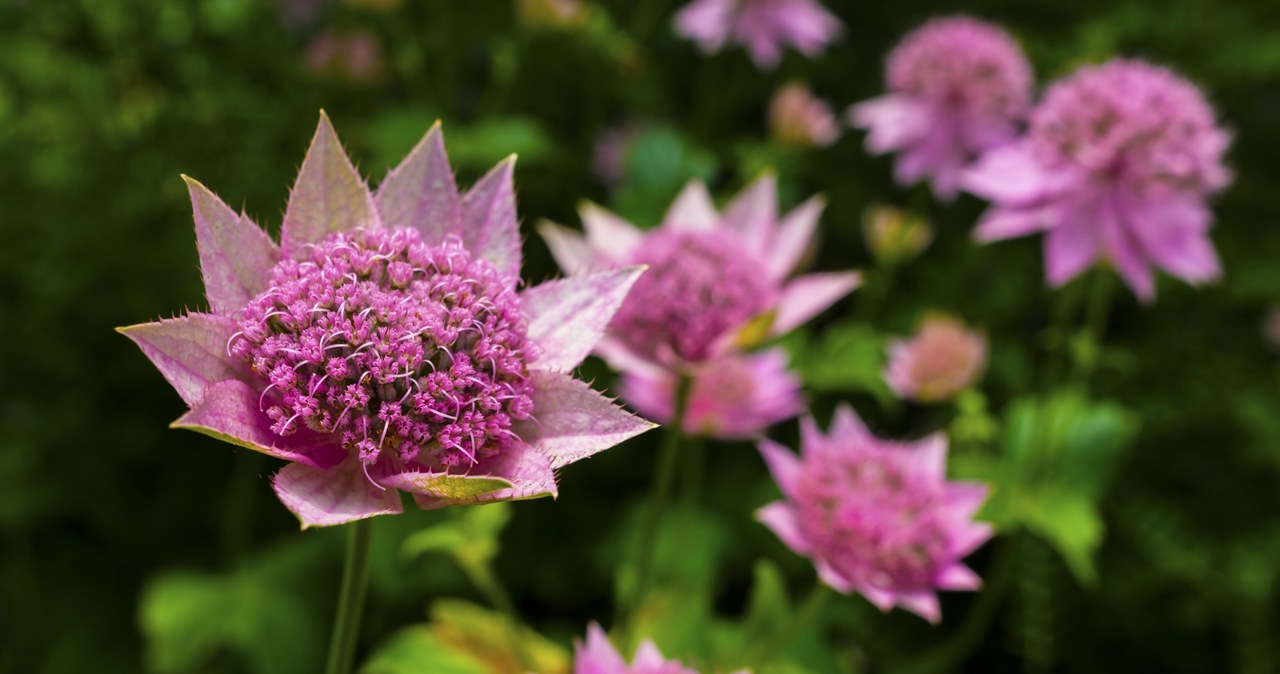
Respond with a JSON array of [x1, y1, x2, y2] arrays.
[[1265, 307, 1280, 353], [620, 348, 804, 439], [964, 59, 1232, 301], [540, 176, 859, 428], [592, 121, 645, 192], [862, 203, 933, 267], [850, 16, 1033, 200], [575, 623, 743, 674], [120, 114, 654, 528], [304, 29, 386, 83], [516, 0, 590, 31], [674, 0, 842, 70], [884, 313, 987, 403], [758, 407, 992, 623], [769, 81, 841, 148]]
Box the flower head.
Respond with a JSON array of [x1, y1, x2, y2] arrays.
[[620, 348, 804, 439], [304, 29, 386, 83], [575, 624, 740, 674], [540, 176, 859, 427], [885, 314, 987, 403], [120, 114, 654, 527], [964, 59, 1232, 301], [674, 0, 842, 70], [850, 16, 1032, 200], [758, 407, 992, 623], [769, 81, 841, 148]]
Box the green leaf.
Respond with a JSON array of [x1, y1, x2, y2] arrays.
[[742, 560, 791, 643], [430, 599, 571, 674], [360, 627, 491, 674], [788, 323, 893, 403], [403, 502, 512, 570], [139, 537, 330, 673]]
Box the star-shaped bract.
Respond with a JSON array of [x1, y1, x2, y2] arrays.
[[120, 114, 655, 527]]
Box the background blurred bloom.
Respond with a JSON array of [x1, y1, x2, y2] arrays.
[[769, 81, 841, 148], [540, 175, 857, 431], [575, 623, 729, 674], [516, 0, 589, 31], [850, 16, 1032, 200], [964, 59, 1232, 301], [674, 0, 843, 69], [620, 348, 804, 439], [758, 407, 992, 623], [862, 203, 933, 267], [304, 29, 386, 83], [120, 115, 654, 527], [885, 313, 987, 403]]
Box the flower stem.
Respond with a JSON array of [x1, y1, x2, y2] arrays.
[[626, 374, 693, 624], [1075, 268, 1115, 384], [749, 582, 832, 667], [325, 519, 374, 674]]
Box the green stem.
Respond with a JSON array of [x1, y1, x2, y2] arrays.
[[325, 519, 374, 674], [681, 435, 705, 506], [626, 374, 693, 623], [465, 562, 531, 670], [749, 583, 832, 666], [1075, 268, 1115, 384]]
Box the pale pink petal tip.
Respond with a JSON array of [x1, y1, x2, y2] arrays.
[[571, 622, 701, 674], [757, 406, 992, 623]]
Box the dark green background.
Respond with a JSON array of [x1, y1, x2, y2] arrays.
[[3, 0, 1279, 672]]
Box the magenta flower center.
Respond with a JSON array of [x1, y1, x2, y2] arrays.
[[230, 228, 537, 468], [1028, 60, 1230, 192], [887, 17, 1031, 118], [796, 448, 947, 590], [613, 229, 775, 362]]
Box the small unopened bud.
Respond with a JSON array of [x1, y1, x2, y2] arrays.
[[863, 203, 932, 267]]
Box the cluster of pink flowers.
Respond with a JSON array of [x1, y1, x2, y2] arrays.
[[885, 314, 988, 403], [122, 116, 654, 527]]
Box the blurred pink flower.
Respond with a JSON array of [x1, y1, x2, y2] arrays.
[[540, 176, 857, 434], [120, 115, 654, 527], [674, 0, 842, 70], [575, 623, 744, 674], [620, 348, 804, 439], [592, 121, 643, 191], [769, 81, 841, 148], [304, 29, 386, 83], [964, 59, 1232, 301], [758, 407, 992, 623], [885, 314, 987, 403], [849, 16, 1032, 200]]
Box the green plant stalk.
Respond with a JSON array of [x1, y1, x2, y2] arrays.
[[325, 519, 374, 674], [464, 561, 532, 670], [627, 374, 693, 623], [749, 582, 832, 667]]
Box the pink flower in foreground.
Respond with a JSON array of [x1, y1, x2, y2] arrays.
[[885, 314, 987, 403], [769, 81, 841, 148], [964, 60, 1232, 301], [540, 176, 859, 432], [575, 624, 742, 674], [850, 16, 1032, 200], [120, 114, 654, 528], [674, 0, 842, 70], [758, 407, 992, 623], [620, 348, 804, 439]]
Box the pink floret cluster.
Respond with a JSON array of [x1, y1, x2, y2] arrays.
[[758, 407, 992, 622], [232, 228, 536, 469]]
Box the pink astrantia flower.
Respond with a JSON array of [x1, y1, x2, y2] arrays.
[[769, 81, 841, 148], [620, 348, 805, 439], [849, 16, 1032, 200], [963, 59, 1232, 301], [119, 114, 655, 528], [575, 623, 743, 674], [674, 0, 842, 70], [758, 407, 992, 623], [884, 314, 987, 403], [539, 176, 860, 434]]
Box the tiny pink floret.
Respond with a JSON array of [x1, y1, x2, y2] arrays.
[[964, 59, 1232, 301], [757, 407, 992, 623], [850, 16, 1032, 200]]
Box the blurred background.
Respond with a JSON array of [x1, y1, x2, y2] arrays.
[[2, 0, 1280, 672]]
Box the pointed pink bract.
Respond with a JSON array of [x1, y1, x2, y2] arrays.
[[281, 112, 381, 256], [185, 176, 280, 315], [375, 121, 463, 244]]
